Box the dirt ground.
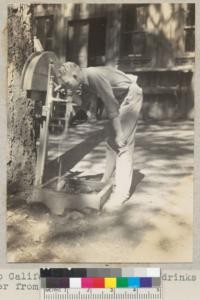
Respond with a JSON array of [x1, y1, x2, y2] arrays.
[[7, 121, 193, 263]]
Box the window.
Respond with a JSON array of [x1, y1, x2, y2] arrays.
[[67, 17, 107, 67], [184, 4, 195, 52], [88, 17, 107, 66], [35, 16, 54, 50], [121, 4, 148, 56]]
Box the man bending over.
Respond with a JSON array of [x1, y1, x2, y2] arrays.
[[58, 62, 143, 211]]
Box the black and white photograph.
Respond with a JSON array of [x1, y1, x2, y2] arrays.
[[7, 3, 194, 263]]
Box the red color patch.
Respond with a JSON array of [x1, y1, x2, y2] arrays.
[[93, 277, 105, 288]]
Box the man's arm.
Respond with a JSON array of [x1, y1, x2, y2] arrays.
[[112, 116, 127, 147], [81, 88, 99, 120], [86, 68, 126, 147]]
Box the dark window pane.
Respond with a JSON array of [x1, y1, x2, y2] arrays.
[[121, 4, 148, 56], [132, 31, 146, 55], [45, 38, 53, 51], [88, 18, 106, 57], [185, 29, 195, 52], [121, 32, 146, 56], [186, 4, 195, 26], [136, 6, 148, 30], [122, 5, 137, 32], [44, 17, 54, 37], [35, 16, 54, 50], [121, 33, 133, 55]]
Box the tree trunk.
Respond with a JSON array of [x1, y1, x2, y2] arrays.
[[7, 4, 36, 192]]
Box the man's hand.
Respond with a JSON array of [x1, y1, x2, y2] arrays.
[[111, 116, 127, 148], [86, 110, 97, 122], [115, 132, 127, 148]]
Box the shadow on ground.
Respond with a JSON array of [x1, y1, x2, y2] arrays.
[[7, 120, 193, 262]]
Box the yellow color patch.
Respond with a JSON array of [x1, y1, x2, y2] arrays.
[[105, 277, 116, 288]]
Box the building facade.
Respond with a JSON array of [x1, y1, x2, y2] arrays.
[[33, 3, 195, 120]]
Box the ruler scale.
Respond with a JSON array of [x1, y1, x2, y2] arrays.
[[41, 288, 162, 300], [40, 268, 162, 300]]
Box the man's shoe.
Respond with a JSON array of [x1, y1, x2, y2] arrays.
[[102, 192, 129, 213]]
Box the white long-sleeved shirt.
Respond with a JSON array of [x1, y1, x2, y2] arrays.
[[82, 66, 137, 119]]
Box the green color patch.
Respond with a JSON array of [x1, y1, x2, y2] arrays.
[[117, 277, 128, 288]]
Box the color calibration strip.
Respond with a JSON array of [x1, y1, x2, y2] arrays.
[[40, 268, 160, 289]]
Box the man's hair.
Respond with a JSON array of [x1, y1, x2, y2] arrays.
[[58, 62, 80, 77]]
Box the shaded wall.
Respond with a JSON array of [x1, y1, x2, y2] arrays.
[[33, 4, 122, 66], [119, 3, 194, 69], [146, 3, 186, 67], [33, 3, 194, 67], [33, 3, 194, 120], [118, 3, 194, 120]]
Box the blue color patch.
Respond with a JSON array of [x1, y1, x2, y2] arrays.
[[128, 277, 140, 287]]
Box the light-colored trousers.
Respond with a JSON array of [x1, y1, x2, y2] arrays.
[[102, 83, 143, 198]]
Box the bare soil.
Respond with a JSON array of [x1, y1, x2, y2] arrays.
[[7, 121, 193, 263]]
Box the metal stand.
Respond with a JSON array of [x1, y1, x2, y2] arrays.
[[35, 61, 54, 185], [34, 61, 75, 185], [32, 61, 112, 214]]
